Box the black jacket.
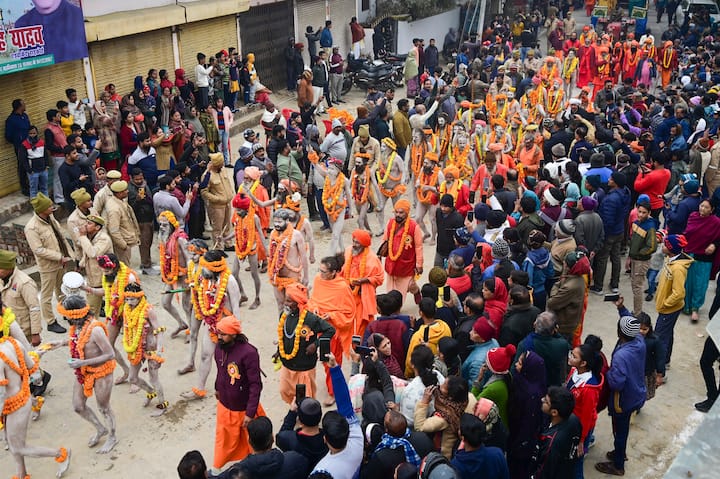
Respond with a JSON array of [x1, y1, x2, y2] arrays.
[[360, 431, 434, 479], [499, 303, 541, 347], [217, 449, 308, 479], [276, 411, 328, 476], [436, 208, 465, 257], [532, 414, 581, 479], [455, 313, 484, 362]]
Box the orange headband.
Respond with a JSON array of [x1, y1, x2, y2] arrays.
[[56, 303, 90, 319], [200, 256, 227, 272]]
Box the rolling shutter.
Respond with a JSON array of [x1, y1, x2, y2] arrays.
[[179, 15, 238, 84], [89, 28, 175, 97], [0, 61, 86, 196], [295, 0, 327, 66], [238, 1, 295, 91], [328, 0, 356, 57]]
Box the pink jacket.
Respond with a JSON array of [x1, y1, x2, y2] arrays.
[[209, 106, 233, 132]]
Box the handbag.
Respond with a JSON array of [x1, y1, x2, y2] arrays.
[[377, 239, 389, 257]]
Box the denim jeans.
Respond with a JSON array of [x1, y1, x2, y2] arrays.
[[28, 170, 48, 198], [646, 268, 659, 295], [218, 129, 230, 165], [315, 188, 330, 228], [656, 309, 682, 364], [575, 429, 593, 479]]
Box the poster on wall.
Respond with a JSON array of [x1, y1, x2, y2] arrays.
[[0, 0, 88, 75]]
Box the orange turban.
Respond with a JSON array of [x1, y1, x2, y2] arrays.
[[395, 199, 411, 213], [280, 178, 299, 192], [426, 151, 439, 162], [244, 166, 261, 180], [217, 315, 242, 335], [285, 283, 308, 309], [444, 165, 460, 179], [488, 143, 504, 153], [352, 229, 372, 247]]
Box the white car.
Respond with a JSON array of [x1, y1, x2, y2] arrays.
[[682, 0, 720, 24]]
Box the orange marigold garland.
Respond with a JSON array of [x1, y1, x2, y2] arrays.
[[192, 268, 231, 338], [69, 319, 116, 397], [322, 173, 347, 222], [416, 168, 439, 205], [0, 337, 32, 415], [233, 212, 256, 260], [122, 296, 151, 365], [55, 447, 68, 463], [409, 144, 424, 177], [350, 168, 371, 204], [268, 226, 302, 287], [387, 218, 412, 262], [343, 247, 368, 294]]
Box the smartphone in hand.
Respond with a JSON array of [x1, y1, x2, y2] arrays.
[[319, 337, 331, 362]]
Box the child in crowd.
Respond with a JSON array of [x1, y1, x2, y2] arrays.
[[646, 236, 665, 302], [94, 167, 107, 194], [19, 125, 48, 198], [82, 121, 98, 150], [638, 313, 666, 400]]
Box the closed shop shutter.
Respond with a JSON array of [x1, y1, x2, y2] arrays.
[[238, 1, 295, 92], [179, 15, 238, 84], [0, 61, 86, 196], [295, 0, 327, 66], [328, 0, 356, 57], [89, 28, 175, 98]]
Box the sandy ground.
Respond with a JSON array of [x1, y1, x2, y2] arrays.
[[1, 91, 713, 479]]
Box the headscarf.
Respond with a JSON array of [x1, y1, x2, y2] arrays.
[[244, 166, 261, 180], [563, 183, 580, 206], [174, 68, 186, 87], [395, 199, 411, 213], [352, 230, 372, 247], [285, 283, 308, 309], [93, 101, 109, 119], [433, 389, 468, 435]]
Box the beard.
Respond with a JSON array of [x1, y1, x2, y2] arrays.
[[355, 164, 364, 174], [274, 222, 288, 232], [352, 245, 364, 256], [423, 166, 433, 174], [218, 338, 235, 349], [159, 228, 171, 243], [201, 270, 215, 280]]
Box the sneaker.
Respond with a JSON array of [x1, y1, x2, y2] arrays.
[[695, 398, 716, 413], [47, 322, 67, 334], [142, 268, 160, 276], [590, 286, 604, 295], [611, 287, 619, 294]]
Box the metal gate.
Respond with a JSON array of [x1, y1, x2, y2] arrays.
[[239, 1, 295, 92]]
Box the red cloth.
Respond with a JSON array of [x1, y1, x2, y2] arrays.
[[484, 277, 508, 336], [447, 274, 472, 297], [634, 168, 671, 210], [384, 220, 422, 277], [365, 317, 410, 368]]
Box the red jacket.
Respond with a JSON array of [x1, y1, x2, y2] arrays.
[[566, 368, 605, 443], [634, 167, 671, 210]]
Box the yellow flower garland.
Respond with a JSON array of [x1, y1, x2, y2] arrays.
[[0, 307, 16, 339], [122, 296, 150, 365], [102, 263, 129, 318], [277, 310, 307, 360]]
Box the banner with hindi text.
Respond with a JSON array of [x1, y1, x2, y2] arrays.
[[0, 0, 88, 76]]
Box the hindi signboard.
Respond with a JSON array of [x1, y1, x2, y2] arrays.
[[0, 0, 88, 76]]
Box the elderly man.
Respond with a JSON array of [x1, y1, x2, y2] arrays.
[[230, 193, 267, 310], [201, 152, 235, 250], [515, 311, 571, 387], [104, 180, 140, 267], [381, 199, 424, 305], [74, 215, 113, 315], [24, 193, 74, 334], [341, 230, 384, 339]]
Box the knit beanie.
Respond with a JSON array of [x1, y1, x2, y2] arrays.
[[528, 230, 547, 249], [611, 171, 627, 188], [683, 179, 700, 195], [472, 316, 495, 341], [585, 174, 602, 190], [486, 210, 507, 229], [474, 202, 489, 221], [543, 187, 563, 206], [492, 237, 510, 259], [580, 196, 597, 211], [554, 219, 576, 238], [486, 344, 517, 374], [428, 267, 448, 287], [664, 234, 687, 255], [618, 315, 641, 338]]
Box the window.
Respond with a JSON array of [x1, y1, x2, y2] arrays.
[[362, 0, 370, 11]]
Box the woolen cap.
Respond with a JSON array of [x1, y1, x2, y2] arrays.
[[30, 193, 56, 214], [618, 315, 640, 338], [71, 188, 91, 206], [486, 344, 517, 374], [0, 249, 17, 269]]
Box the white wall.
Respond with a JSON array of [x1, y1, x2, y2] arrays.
[[395, 7, 460, 55], [356, 0, 376, 23]]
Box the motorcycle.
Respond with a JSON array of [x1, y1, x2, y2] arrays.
[[341, 54, 404, 94]]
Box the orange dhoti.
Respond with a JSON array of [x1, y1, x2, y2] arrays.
[[279, 366, 317, 404], [214, 402, 267, 468]]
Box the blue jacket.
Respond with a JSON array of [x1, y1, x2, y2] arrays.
[[4, 112, 31, 148], [598, 187, 630, 236], [481, 258, 519, 281], [451, 446, 509, 479], [320, 28, 333, 48], [461, 339, 499, 387], [607, 333, 647, 415], [522, 248, 553, 294], [654, 116, 677, 146], [665, 195, 702, 234]]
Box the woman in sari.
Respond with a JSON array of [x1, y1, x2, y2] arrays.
[[93, 99, 120, 171], [684, 199, 720, 321]]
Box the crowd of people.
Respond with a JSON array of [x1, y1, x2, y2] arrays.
[[4, 2, 720, 479]]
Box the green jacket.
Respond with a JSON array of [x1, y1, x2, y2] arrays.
[[277, 151, 304, 187], [628, 218, 657, 261]]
